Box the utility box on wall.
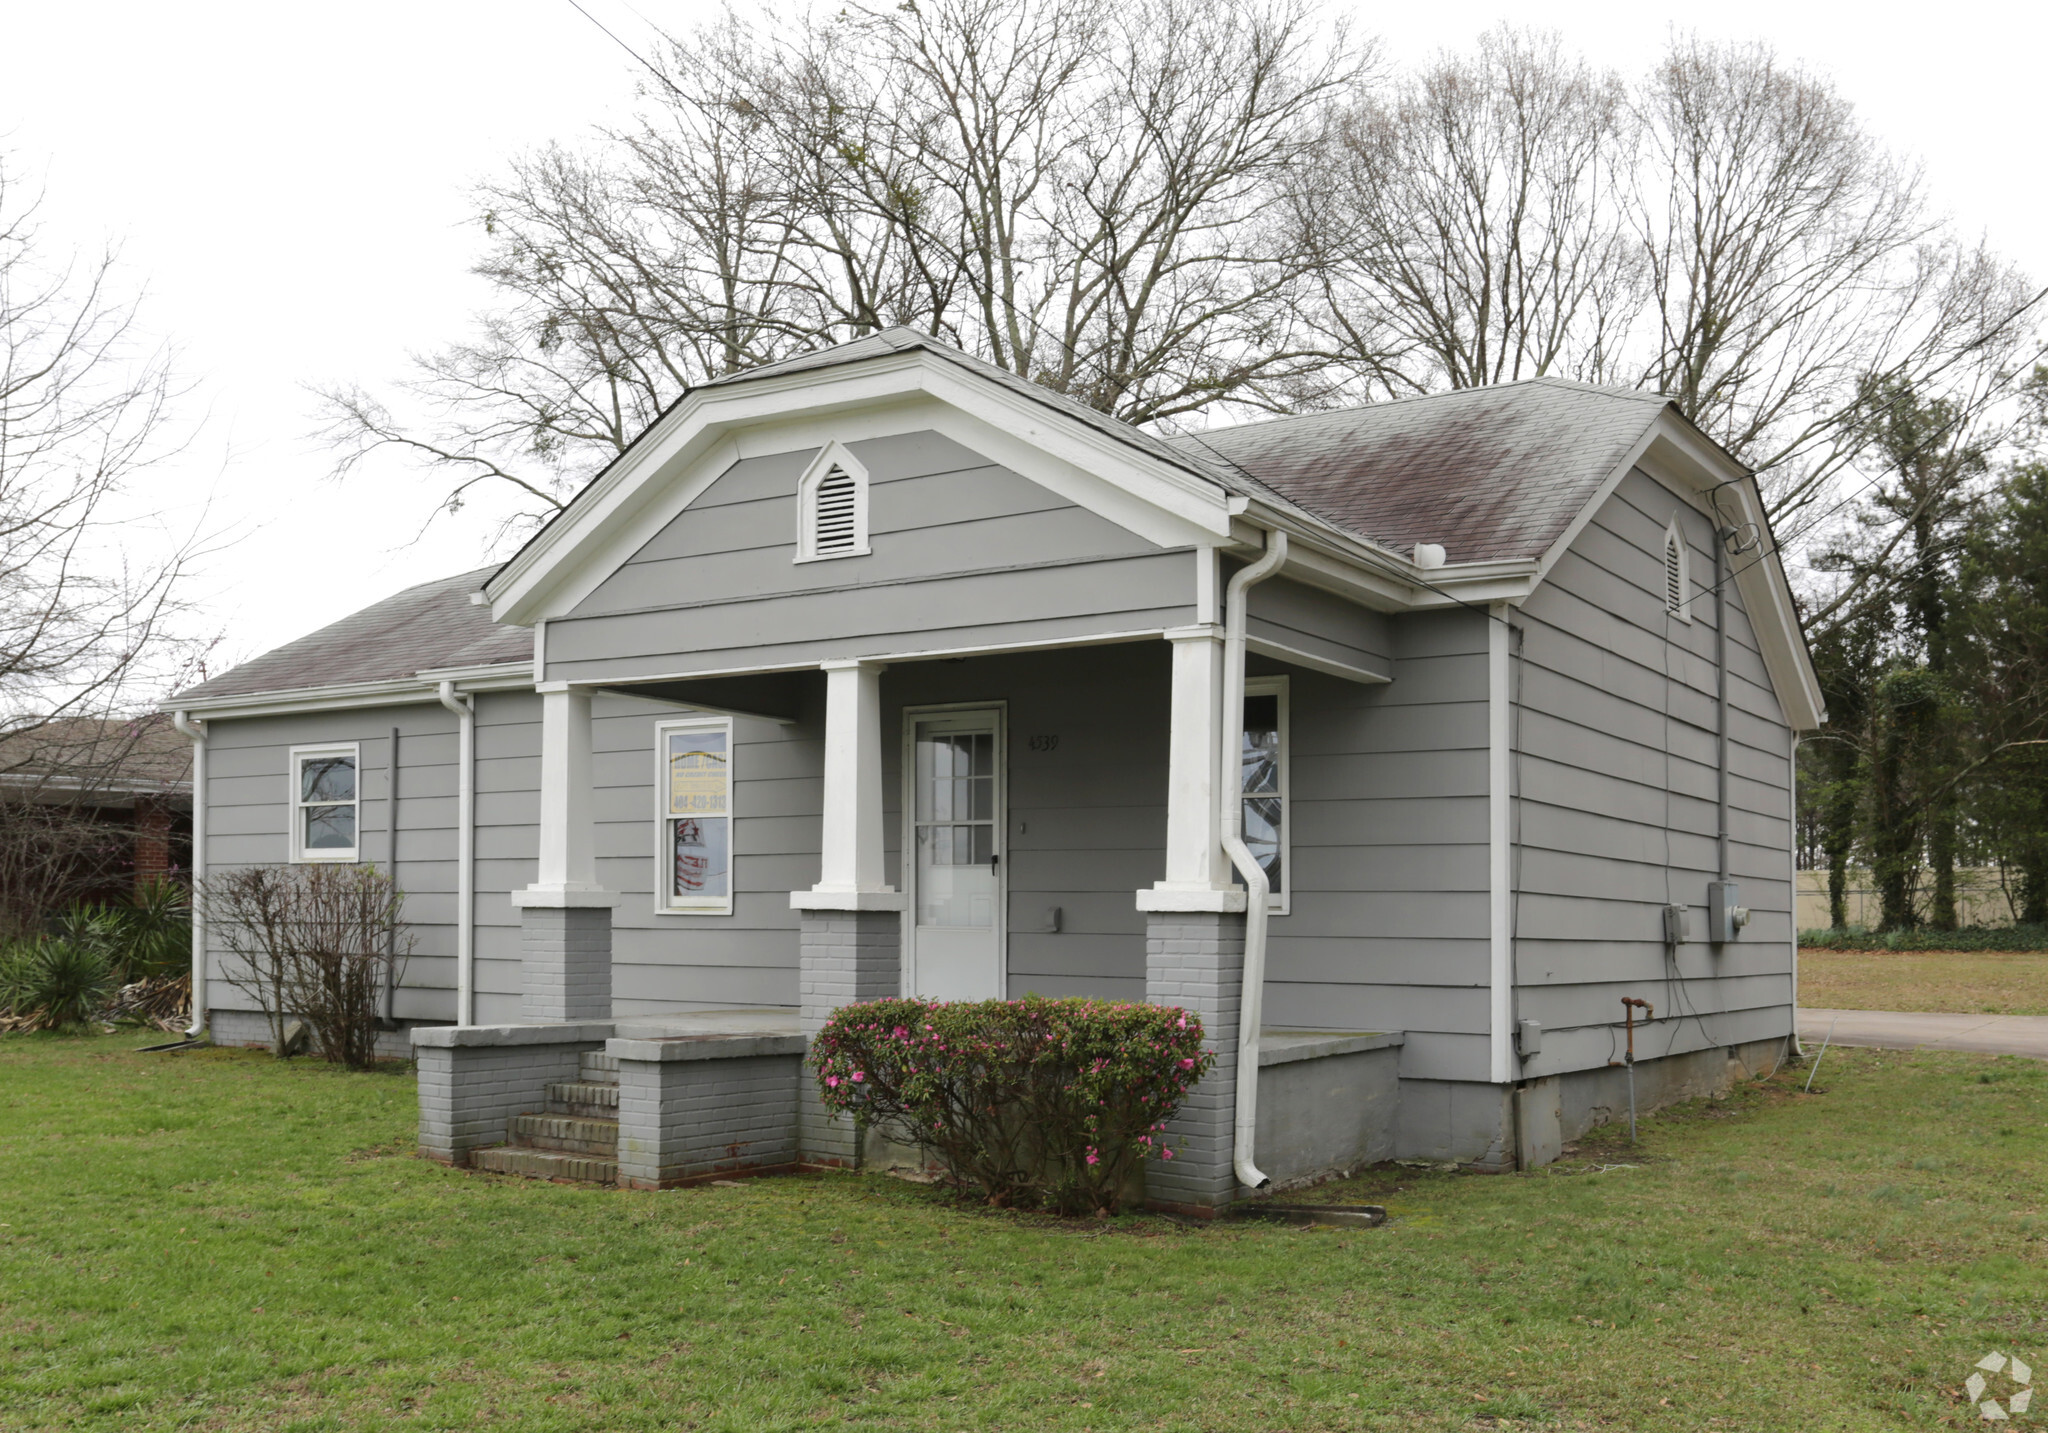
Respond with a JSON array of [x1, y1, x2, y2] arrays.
[[1707, 881, 1750, 944]]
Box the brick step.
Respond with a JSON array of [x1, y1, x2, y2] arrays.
[[578, 1051, 620, 1079], [544, 1080, 619, 1118], [510, 1112, 619, 1156], [472, 1145, 617, 1185]]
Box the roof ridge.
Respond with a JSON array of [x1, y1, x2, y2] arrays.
[[1187, 376, 1670, 442]]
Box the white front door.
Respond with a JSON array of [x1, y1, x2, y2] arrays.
[[905, 708, 1005, 1002]]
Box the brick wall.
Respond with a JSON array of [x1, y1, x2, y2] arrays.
[[1143, 911, 1246, 1213]]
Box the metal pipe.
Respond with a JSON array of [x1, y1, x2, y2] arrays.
[[171, 711, 207, 1037], [1222, 529, 1288, 1193], [436, 682, 476, 1025], [1621, 997, 1654, 1143]]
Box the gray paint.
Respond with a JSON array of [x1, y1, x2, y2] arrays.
[[1246, 574, 1393, 677], [1253, 1041, 1402, 1186], [1260, 609, 1495, 1083], [547, 431, 1197, 681], [1510, 467, 1796, 1080]]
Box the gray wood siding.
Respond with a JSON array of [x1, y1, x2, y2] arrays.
[[198, 703, 462, 1024], [546, 430, 1197, 682], [1260, 609, 1494, 1082], [472, 688, 821, 1024], [1246, 574, 1394, 677], [1511, 466, 1796, 1078]]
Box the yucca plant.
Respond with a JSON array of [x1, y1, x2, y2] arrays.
[[0, 938, 117, 1031]]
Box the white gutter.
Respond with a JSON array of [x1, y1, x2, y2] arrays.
[[1222, 529, 1287, 1192], [171, 710, 207, 1037], [436, 682, 477, 1026]]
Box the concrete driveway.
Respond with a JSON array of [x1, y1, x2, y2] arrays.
[[1799, 1008, 2048, 1060]]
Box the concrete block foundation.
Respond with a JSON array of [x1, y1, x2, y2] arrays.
[[796, 910, 900, 1167], [412, 1021, 614, 1165]]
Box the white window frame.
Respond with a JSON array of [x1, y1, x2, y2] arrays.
[[794, 440, 872, 563], [654, 715, 736, 916], [288, 742, 361, 863], [1663, 517, 1692, 623], [1241, 675, 1290, 916]]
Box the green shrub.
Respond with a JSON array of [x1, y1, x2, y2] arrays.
[[0, 938, 117, 1031], [1800, 924, 2048, 952], [56, 879, 190, 981], [812, 995, 1213, 1216]]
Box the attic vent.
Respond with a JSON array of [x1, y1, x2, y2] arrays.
[[814, 467, 858, 553], [1663, 522, 1690, 622], [796, 444, 870, 562]]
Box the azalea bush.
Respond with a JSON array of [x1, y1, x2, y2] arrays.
[[812, 995, 1213, 1216]]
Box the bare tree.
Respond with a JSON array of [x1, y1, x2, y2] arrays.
[[1629, 37, 2039, 543], [0, 158, 204, 935], [1307, 26, 1637, 393], [313, 0, 1364, 535]]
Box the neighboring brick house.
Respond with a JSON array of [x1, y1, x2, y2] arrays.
[[167, 328, 1823, 1203], [0, 715, 194, 929]]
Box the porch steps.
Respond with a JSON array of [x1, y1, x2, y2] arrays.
[[471, 1051, 621, 1186]]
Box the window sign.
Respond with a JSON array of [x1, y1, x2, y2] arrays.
[[660, 722, 732, 912]]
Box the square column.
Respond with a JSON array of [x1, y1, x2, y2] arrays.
[[511, 684, 617, 1021], [796, 910, 902, 1166], [1143, 910, 1247, 1213], [1138, 627, 1242, 913], [791, 661, 903, 1165]]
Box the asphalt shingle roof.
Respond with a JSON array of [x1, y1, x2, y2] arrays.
[[1170, 379, 1677, 565], [172, 567, 530, 702]]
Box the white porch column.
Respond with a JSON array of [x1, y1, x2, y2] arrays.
[[511, 683, 616, 1022], [792, 660, 902, 1168], [1139, 625, 1243, 912], [804, 660, 896, 902]]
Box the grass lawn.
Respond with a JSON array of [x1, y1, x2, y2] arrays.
[[1800, 948, 2048, 1015], [4, 1036, 2046, 1431]]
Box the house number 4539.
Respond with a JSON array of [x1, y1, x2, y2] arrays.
[[1028, 734, 1060, 752]]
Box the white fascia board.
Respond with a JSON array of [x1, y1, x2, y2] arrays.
[[488, 350, 1237, 628], [163, 664, 533, 722], [1635, 430, 1827, 733]]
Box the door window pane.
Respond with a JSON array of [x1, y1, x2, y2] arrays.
[[915, 723, 997, 928]]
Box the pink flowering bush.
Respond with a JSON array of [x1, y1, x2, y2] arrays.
[[812, 995, 1213, 1215]]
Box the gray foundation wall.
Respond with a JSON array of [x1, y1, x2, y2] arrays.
[[1253, 1037, 1402, 1189], [207, 1006, 422, 1062], [613, 1036, 805, 1188]]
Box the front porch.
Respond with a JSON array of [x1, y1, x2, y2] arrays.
[[424, 629, 1423, 1207]]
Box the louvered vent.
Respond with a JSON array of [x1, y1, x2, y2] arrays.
[[813, 466, 859, 555], [1664, 531, 1685, 617]]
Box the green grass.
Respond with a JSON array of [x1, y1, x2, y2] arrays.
[[3, 1036, 2047, 1431], [1799, 948, 2048, 1015]]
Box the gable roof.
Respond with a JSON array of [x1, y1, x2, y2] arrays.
[[172, 567, 530, 703]]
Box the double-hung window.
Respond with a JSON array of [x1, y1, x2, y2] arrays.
[[1237, 677, 1289, 913], [658, 717, 734, 914], [290, 744, 360, 862]]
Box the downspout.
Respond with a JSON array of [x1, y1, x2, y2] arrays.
[[1715, 526, 1731, 886], [1222, 529, 1287, 1193], [171, 711, 207, 1037], [383, 725, 400, 1027], [1788, 731, 1806, 1060], [437, 682, 476, 1026]]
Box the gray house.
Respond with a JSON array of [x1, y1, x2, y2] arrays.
[[167, 328, 1821, 1208]]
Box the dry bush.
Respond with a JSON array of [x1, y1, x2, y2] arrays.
[[206, 864, 410, 1069]]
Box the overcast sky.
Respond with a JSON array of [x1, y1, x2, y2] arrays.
[[4, 0, 2040, 686]]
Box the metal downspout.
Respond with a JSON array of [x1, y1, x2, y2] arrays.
[[436, 682, 476, 1026], [1223, 530, 1287, 1193], [1715, 527, 1732, 885], [171, 711, 207, 1037]]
